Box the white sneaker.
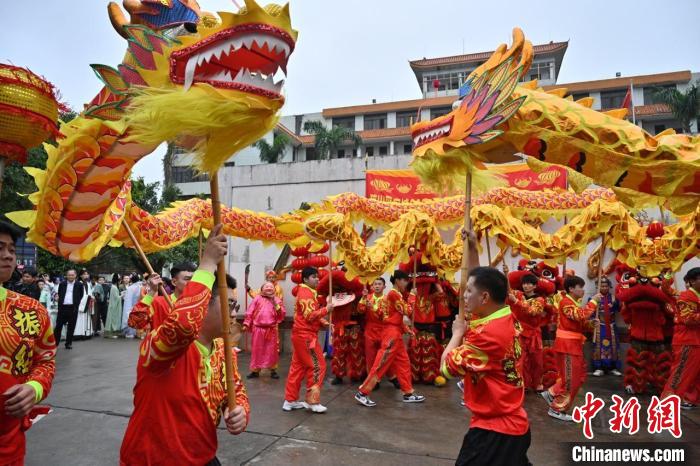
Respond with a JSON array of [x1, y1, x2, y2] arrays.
[[233, 346, 242, 353], [282, 400, 308, 411], [592, 369, 604, 377], [354, 391, 376, 407], [548, 408, 574, 422], [403, 393, 426, 403], [308, 403, 327, 413], [457, 380, 464, 393], [540, 390, 554, 405], [625, 384, 635, 394], [610, 369, 622, 376]]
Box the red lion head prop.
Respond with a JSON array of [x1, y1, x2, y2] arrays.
[[508, 259, 563, 297]]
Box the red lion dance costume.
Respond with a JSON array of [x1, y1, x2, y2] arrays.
[[508, 260, 561, 388], [400, 250, 451, 384], [614, 263, 675, 394], [318, 268, 366, 383]]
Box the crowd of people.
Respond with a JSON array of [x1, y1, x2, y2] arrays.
[[2, 219, 699, 466]]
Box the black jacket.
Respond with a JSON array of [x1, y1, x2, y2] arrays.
[[58, 280, 85, 311]]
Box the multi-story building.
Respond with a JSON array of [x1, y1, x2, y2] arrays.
[[173, 39, 698, 197]]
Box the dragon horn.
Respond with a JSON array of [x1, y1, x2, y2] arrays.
[[108, 2, 130, 39]]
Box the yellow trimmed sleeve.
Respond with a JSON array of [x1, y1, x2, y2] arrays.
[[192, 270, 215, 290], [141, 294, 154, 306]]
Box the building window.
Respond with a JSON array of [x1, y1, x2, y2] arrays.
[[306, 147, 318, 160], [364, 113, 387, 130], [366, 147, 374, 157], [643, 85, 676, 105], [379, 145, 388, 156], [396, 111, 415, 127], [430, 106, 451, 119], [600, 89, 628, 109], [332, 116, 354, 129], [403, 144, 412, 154], [224, 161, 236, 167], [172, 166, 209, 183], [571, 92, 589, 101], [337, 149, 345, 158], [423, 71, 466, 93]]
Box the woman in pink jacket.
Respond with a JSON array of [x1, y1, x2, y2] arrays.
[[243, 281, 286, 379]]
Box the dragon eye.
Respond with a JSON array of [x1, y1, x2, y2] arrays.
[[622, 272, 631, 281], [184, 22, 198, 33], [541, 269, 553, 279]]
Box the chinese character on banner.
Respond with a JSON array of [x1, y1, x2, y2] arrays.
[[572, 392, 605, 439], [609, 394, 641, 435], [647, 395, 682, 438]]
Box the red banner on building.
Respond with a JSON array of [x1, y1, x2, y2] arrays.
[[365, 164, 567, 202]]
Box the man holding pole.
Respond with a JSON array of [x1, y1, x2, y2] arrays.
[[120, 225, 250, 465]]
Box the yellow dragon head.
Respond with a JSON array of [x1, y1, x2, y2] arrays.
[[90, 0, 298, 172]]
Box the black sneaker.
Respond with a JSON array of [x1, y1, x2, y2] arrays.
[[246, 372, 259, 379], [390, 378, 401, 389], [403, 393, 425, 403], [270, 370, 279, 379], [354, 391, 376, 407], [330, 376, 343, 385]]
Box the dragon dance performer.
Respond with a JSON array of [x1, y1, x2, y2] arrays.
[[441, 266, 531, 466], [354, 270, 425, 407], [0, 222, 56, 466], [507, 273, 547, 392], [242, 281, 285, 379], [662, 267, 700, 409], [120, 226, 250, 466], [127, 262, 196, 331], [541, 276, 601, 421], [589, 278, 622, 377], [283, 267, 332, 414], [357, 278, 400, 389]]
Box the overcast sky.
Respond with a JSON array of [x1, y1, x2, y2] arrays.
[[3, 0, 699, 186]]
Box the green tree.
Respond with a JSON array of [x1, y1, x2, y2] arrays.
[[653, 82, 700, 133], [302, 120, 362, 160], [254, 133, 290, 163]]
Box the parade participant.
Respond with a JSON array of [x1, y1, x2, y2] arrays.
[[441, 266, 531, 466], [128, 262, 196, 331], [283, 267, 332, 413], [242, 281, 285, 379], [247, 269, 284, 300], [662, 267, 700, 409], [0, 222, 56, 466], [507, 273, 547, 391], [55, 268, 85, 349], [589, 277, 622, 377], [354, 270, 425, 407], [317, 267, 365, 385], [357, 278, 399, 389], [541, 276, 600, 421], [120, 225, 249, 465]]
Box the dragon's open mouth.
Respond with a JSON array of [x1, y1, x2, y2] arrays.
[[170, 23, 294, 98], [411, 115, 453, 149]]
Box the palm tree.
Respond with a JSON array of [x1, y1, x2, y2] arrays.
[[254, 133, 290, 163], [653, 82, 700, 133], [303, 120, 362, 159]]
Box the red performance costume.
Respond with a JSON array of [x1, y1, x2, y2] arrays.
[[614, 263, 675, 394], [441, 307, 530, 463], [358, 288, 414, 395], [358, 290, 389, 377], [120, 271, 249, 466], [128, 293, 175, 331], [0, 287, 56, 465], [284, 284, 328, 405], [507, 290, 547, 390], [662, 289, 700, 403], [318, 270, 366, 382], [546, 293, 597, 413]]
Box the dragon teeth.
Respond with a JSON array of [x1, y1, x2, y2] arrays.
[[184, 55, 197, 91]]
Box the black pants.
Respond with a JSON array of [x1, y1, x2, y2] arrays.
[[97, 302, 108, 326], [456, 427, 531, 466], [55, 305, 78, 347]]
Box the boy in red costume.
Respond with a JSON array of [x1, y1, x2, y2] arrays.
[[283, 267, 332, 413], [128, 262, 196, 330], [662, 267, 700, 409], [507, 273, 547, 392], [541, 275, 601, 421], [0, 222, 56, 466], [354, 270, 425, 406], [441, 266, 531, 466], [120, 226, 250, 466]]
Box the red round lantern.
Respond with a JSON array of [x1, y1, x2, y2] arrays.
[[432, 79, 440, 90], [646, 221, 665, 239], [311, 243, 329, 254], [291, 272, 302, 284], [291, 246, 309, 257]]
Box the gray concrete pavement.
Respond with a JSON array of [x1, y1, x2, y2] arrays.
[[25, 337, 700, 465]]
